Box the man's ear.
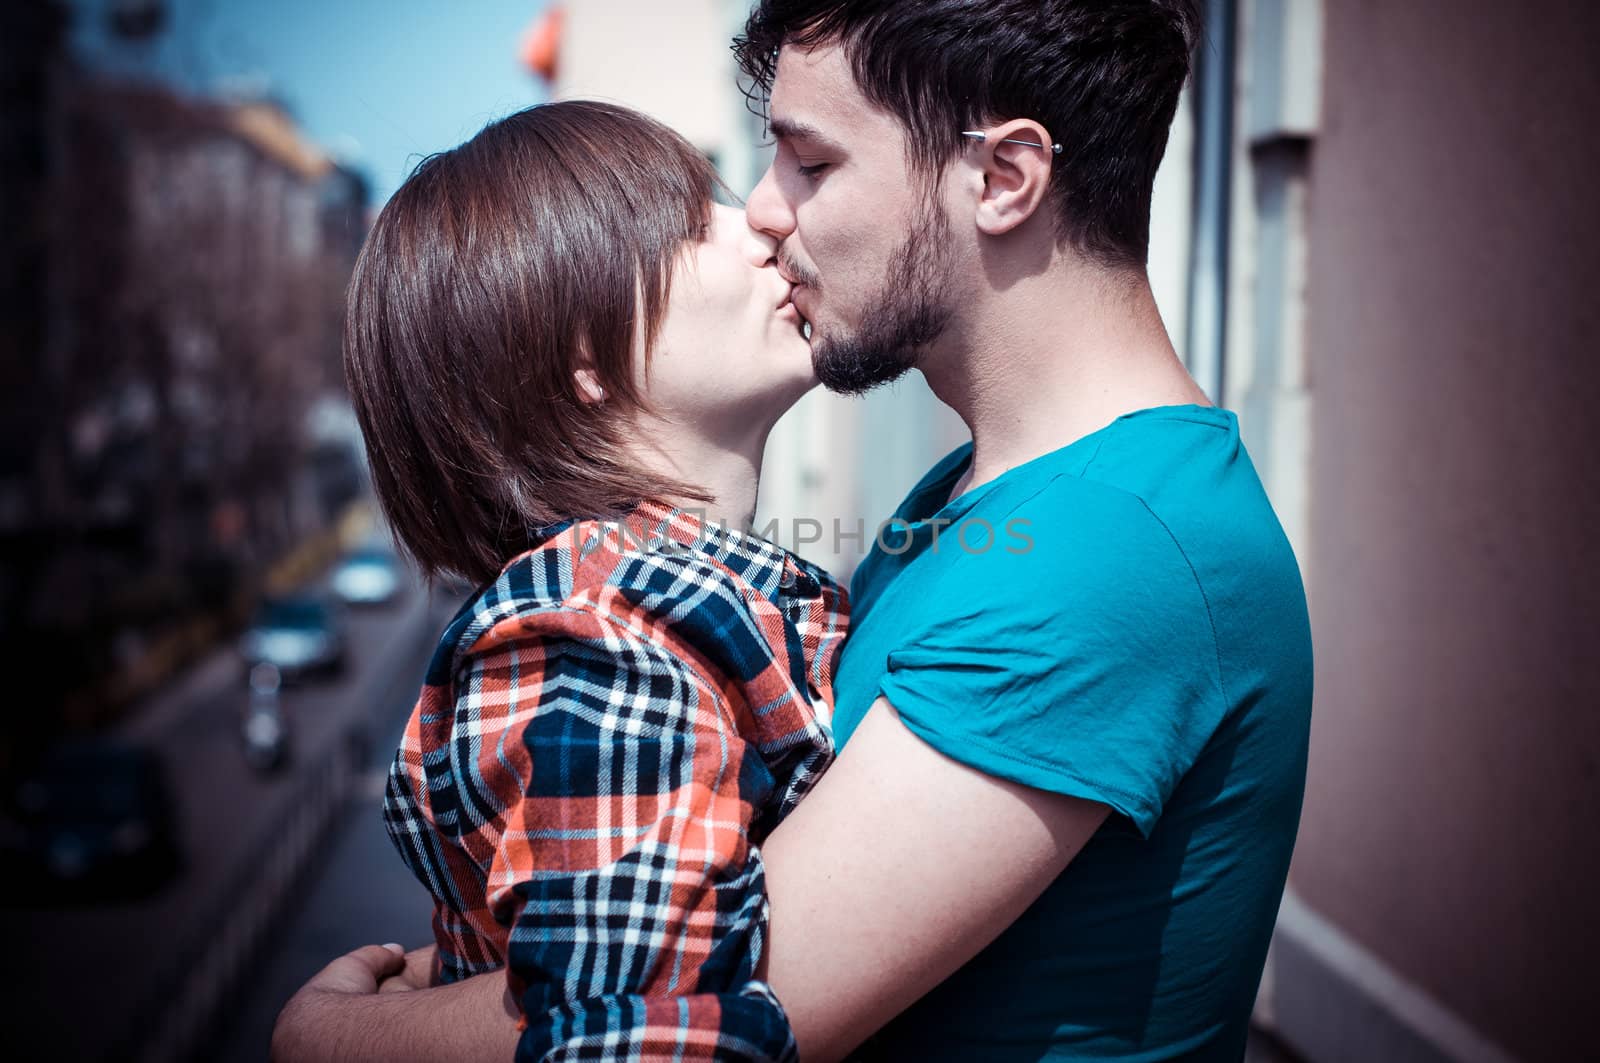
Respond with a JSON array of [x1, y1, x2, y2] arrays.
[[970, 119, 1057, 237], [573, 368, 607, 405]]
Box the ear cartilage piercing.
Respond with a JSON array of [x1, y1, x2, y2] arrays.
[[960, 130, 1063, 154]]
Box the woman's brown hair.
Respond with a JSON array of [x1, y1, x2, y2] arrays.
[[344, 100, 719, 585]]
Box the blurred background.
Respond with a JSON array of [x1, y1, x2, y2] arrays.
[[1, 1, 1594, 1061]]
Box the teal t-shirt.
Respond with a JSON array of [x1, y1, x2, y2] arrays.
[[832, 404, 1313, 1062]]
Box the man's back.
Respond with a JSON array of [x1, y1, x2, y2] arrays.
[[831, 405, 1313, 1060]]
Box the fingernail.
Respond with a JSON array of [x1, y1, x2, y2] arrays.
[[383, 943, 405, 954]]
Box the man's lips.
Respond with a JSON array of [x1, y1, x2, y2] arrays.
[[774, 252, 817, 290], [774, 282, 811, 338]]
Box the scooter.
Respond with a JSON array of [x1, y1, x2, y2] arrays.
[[242, 662, 290, 773]]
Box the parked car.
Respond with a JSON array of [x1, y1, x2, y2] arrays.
[[0, 741, 182, 902], [330, 545, 403, 606], [240, 593, 347, 680]]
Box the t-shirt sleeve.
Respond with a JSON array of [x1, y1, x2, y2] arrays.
[[876, 480, 1226, 838]]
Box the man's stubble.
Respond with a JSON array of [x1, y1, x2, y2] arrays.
[[805, 197, 959, 397]]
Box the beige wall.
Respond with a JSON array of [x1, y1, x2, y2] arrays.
[[1290, 2, 1600, 1059], [554, 0, 734, 157]]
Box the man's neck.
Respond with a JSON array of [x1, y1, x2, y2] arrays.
[[924, 254, 1209, 502]]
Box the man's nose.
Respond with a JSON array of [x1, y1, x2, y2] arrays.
[[745, 162, 796, 243]]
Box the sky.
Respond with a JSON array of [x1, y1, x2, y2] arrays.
[[70, 0, 552, 203]]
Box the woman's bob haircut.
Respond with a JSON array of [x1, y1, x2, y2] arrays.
[[344, 100, 720, 586]]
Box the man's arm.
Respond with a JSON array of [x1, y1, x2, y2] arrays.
[[757, 484, 1227, 1061], [761, 695, 1108, 1061], [274, 692, 1104, 1063]]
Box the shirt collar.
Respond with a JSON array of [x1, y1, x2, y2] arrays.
[[623, 498, 820, 607]]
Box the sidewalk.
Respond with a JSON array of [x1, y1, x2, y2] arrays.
[[3, 573, 453, 1063]]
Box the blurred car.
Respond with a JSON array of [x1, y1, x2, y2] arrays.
[[330, 545, 403, 606], [240, 593, 347, 680], [0, 741, 181, 902]]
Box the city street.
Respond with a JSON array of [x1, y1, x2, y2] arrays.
[[4, 571, 455, 1063], [216, 701, 433, 1061]]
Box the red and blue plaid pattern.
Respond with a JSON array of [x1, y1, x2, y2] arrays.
[[383, 499, 848, 1062]]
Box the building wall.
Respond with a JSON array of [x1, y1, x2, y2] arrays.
[[1283, 2, 1600, 1059], [554, 0, 735, 159]]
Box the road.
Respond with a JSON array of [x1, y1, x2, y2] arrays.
[[3, 574, 453, 1063], [216, 707, 434, 1062]]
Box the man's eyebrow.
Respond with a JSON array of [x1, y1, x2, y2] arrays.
[[769, 117, 843, 152]]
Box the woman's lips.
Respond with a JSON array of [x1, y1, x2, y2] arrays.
[[775, 282, 803, 319]]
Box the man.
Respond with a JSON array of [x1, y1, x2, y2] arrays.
[[275, 2, 1312, 1059]]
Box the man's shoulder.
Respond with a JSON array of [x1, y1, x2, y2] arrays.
[[970, 473, 1189, 577], [855, 475, 1204, 653]]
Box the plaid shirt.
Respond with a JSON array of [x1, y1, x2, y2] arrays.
[[383, 499, 848, 1062]]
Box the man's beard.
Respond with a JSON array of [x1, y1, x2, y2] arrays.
[[803, 204, 957, 397]]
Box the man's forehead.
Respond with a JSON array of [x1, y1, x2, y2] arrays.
[[769, 41, 893, 143]]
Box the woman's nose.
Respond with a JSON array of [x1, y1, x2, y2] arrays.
[[741, 214, 779, 268]]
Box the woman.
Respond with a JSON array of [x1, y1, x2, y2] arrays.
[[321, 100, 848, 1061]]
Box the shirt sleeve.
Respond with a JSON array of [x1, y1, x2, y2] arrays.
[[765, 567, 850, 821], [382, 757, 514, 983], [876, 480, 1227, 838], [460, 609, 798, 1063]]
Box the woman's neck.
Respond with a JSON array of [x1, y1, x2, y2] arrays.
[[631, 417, 767, 534]]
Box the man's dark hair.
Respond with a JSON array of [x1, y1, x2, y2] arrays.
[[343, 101, 718, 586], [735, 0, 1202, 269]]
